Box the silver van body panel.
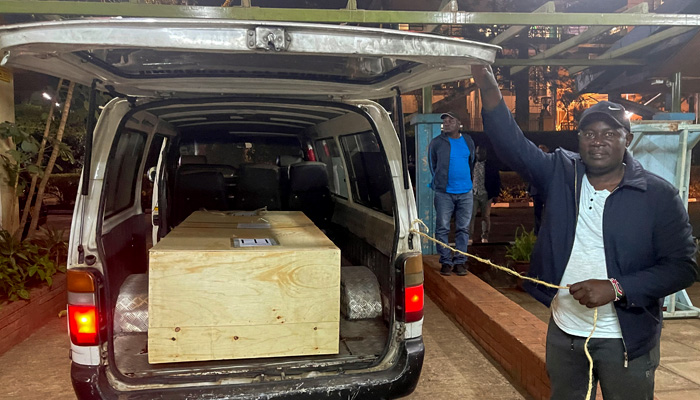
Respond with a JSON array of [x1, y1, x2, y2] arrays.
[[0, 19, 498, 99]]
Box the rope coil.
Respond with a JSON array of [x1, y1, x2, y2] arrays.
[[410, 219, 598, 400]]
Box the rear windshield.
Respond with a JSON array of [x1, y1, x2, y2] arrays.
[[179, 135, 302, 167], [80, 50, 414, 84]]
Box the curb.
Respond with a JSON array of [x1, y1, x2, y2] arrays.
[[0, 274, 67, 357], [423, 255, 550, 400]]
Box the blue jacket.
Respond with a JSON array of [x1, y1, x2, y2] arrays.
[[428, 132, 476, 192], [483, 100, 698, 361]]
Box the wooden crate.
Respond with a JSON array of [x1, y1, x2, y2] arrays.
[[148, 211, 340, 364]]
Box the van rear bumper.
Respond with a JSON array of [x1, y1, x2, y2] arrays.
[[72, 337, 424, 400]]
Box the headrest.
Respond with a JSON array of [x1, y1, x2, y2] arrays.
[[180, 155, 207, 165], [279, 155, 304, 167]]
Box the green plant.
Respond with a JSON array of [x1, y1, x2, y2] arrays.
[[0, 122, 41, 196], [505, 226, 537, 263], [34, 227, 69, 269], [0, 229, 64, 302]]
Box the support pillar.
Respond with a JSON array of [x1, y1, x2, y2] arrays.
[[410, 113, 443, 255], [422, 86, 433, 114], [671, 72, 682, 113], [513, 43, 530, 130], [0, 66, 18, 234]]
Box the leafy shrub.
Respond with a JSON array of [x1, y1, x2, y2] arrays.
[[505, 226, 537, 263], [497, 183, 530, 203], [690, 181, 700, 199], [45, 173, 80, 206], [497, 171, 531, 202], [33, 227, 69, 268], [0, 229, 66, 302]]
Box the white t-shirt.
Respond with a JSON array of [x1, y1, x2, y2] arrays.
[[551, 174, 622, 338]]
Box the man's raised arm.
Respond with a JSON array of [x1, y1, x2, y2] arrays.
[[472, 65, 502, 112], [470, 64, 553, 190]]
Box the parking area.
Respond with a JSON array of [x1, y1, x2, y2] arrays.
[[2, 206, 699, 399]]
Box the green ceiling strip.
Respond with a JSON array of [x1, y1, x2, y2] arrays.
[[489, 1, 555, 46], [494, 58, 645, 67], [1, 2, 700, 26]]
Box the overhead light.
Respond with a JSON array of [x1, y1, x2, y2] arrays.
[[42, 92, 52, 100]]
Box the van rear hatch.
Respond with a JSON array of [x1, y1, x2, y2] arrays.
[[0, 18, 499, 98]]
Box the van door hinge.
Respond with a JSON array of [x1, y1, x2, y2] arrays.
[[247, 27, 290, 51]]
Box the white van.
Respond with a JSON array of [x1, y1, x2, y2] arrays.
[[0, 19, 497, 399]]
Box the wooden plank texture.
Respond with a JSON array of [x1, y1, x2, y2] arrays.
[[149, 322, 338, 363], [148, 211, 340, 363]]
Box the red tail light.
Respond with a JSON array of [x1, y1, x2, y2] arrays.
[[405, 284, 424, 322], [68, 304, 99, 346], [67, 270, 99, 346]]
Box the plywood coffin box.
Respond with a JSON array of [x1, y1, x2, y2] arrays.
[[148, 211, 340, 364]]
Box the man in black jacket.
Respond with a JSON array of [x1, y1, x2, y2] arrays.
[[472, 64, 697, 399]]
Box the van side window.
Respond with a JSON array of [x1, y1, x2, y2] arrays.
[[314, 138, 348, 199], [104, 130, 147, 217], [340, 131, 393, 216]]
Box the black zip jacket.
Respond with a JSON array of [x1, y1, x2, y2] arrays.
[[428, 132, 476, 193], [483, 99, 697, 361]]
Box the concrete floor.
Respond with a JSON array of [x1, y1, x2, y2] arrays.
[[4, 207, 699, 399], [407, 297, 530, 400], [0, 317, 74, 400], [0, 295, 527, 400]]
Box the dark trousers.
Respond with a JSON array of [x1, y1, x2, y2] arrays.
[[546, 319, 659, 400]]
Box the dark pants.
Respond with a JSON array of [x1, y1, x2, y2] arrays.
[[546, 319, 659, 400], [434, 190, 473, 266]]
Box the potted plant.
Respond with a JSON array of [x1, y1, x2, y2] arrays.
[[505, 226, 536, 289]]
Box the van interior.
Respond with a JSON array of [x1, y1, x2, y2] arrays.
[[100, 97, 400, 382]]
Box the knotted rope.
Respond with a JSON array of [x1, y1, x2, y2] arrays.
[[410, 219, 598, 400]]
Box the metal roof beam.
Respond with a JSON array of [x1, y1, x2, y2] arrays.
[[489, 1, 555, 46], [424, 0, 455, 33], [2, 2, 700, 26], [568, 26, 696, 75], [509, 2, 647, 75], [495, 58, 644, 67]]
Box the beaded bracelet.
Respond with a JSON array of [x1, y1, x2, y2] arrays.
[[609, 278, 624, 302]]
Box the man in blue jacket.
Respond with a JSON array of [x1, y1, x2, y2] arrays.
[[472, 64, 697, 399], [429, 111, 476, 276]]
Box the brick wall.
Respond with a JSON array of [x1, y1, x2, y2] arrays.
[[0, 273, 67, 356], [424, 256, 551, 400]]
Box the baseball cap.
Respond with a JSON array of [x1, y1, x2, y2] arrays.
[[578, 101, 630, 132], [440, 112, 459, 120]]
